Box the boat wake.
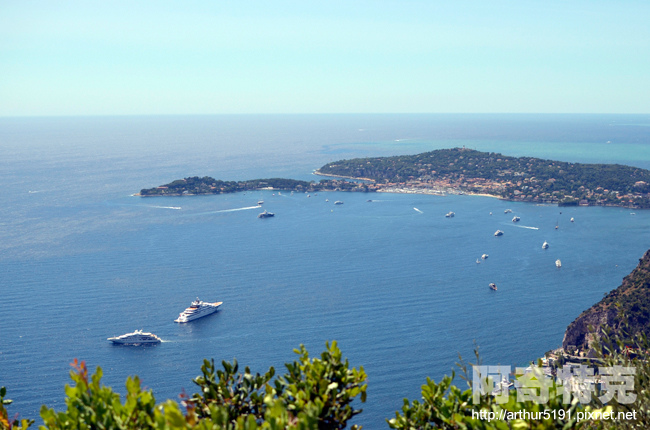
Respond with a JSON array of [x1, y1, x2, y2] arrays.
[[211, 206, 260, 214], [153, 206, 182, 210], [513, 225, 539, 230], [413, 207, 423, 214]]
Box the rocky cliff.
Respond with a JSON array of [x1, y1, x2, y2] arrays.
[[563, 249, 650, 351]]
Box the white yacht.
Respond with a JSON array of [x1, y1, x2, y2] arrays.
[[542, 241, 549, 249], [512, 216, 520, 222], [556, 259, 562, 268], [445, 211, 455, 218], [175, 298, 223, 323], [489, 283, 498, 291], [481, 254, 489, 259], [494, 230, 504, 236], [570, 217, 575, 222], [108, 330, 161, 345], [491, 376, 513, 395], [334, 201, 344, 205], [504, 209, 512, 214]]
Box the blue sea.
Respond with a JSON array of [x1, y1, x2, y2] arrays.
[[1, 114, 650, 427]]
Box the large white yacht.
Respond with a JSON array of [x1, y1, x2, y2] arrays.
[[175, 298, 223, 323], [108, 330, 161, 345]]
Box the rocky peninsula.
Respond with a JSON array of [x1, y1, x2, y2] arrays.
[[140, 148, 650, 209], [138, 177, 370, 196], [316, 147, 650, 208]]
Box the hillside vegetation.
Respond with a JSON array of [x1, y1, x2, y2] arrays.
[[140, 149, 650, 209], [317, 148, 650, 207], [564, 250, 650, 352], [139, 177, 368, 196]]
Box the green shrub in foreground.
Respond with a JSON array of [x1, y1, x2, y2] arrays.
[[2, 328, 649, 429]]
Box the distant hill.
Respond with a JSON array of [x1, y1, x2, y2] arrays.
[[138, 176, 369, 196], [140, 148, 650, 208], [563, 249, 650, 351], [317, 148, 650, 207]]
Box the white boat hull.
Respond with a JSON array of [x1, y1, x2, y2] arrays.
[[175, 301, 222, 323], [107, 330, 162, 344], [109, 338, 160, 345]]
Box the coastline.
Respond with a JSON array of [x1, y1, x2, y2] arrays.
[[315, 169, 505, 200], [140, 165, 645, 209], [315, 148, 650, 210]]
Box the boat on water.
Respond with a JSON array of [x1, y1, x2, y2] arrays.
[[504, 209, 512, 214], [491, 376, 513, 395], [257, 200, 264, 205], [482, 254, 489, 259], [489, 283, 497, 291], [445, 211, 455, 218], [258, 210, 275, 218], [175, 298, 223, 323], [570, 217, 575, 222], [476, 259, 481, 264], [494, 230, 504, 236], [542, 241, 549, 249], [334, 201, 344, 205], [108, 330, 161, 345], [512, 216, 520, 222], [556, 259, 562, 268]]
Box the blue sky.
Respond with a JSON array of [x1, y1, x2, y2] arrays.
[[2, 0, 649, 116]]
